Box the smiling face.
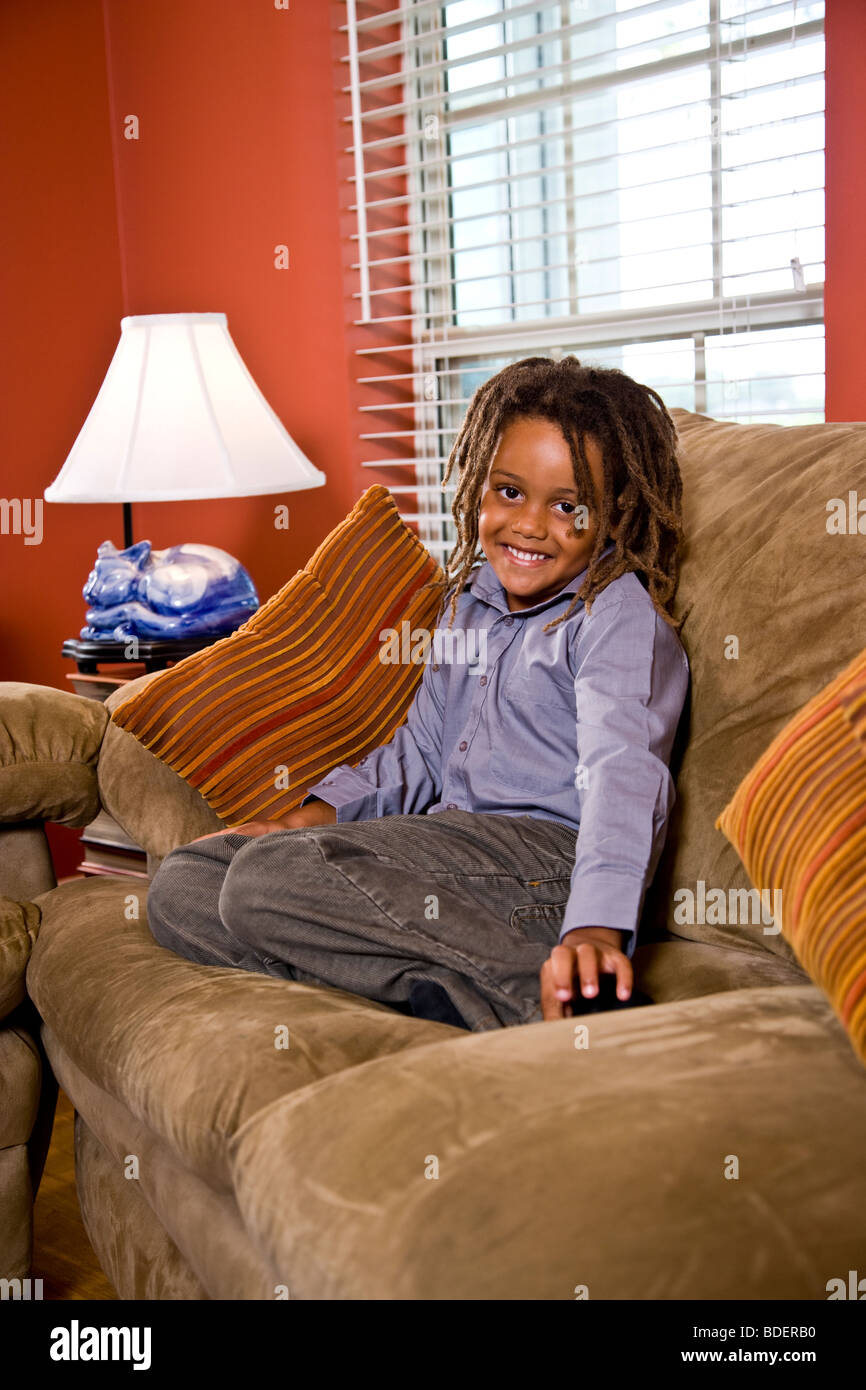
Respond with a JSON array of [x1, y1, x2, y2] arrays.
[[477, 415, 614, 612]]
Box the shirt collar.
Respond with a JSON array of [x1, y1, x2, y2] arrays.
[[465, 541, 617, 617]]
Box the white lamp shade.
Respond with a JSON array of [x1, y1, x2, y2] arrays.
[[45, 313, 326, 502]]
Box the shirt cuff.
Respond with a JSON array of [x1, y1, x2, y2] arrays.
[[302, 770, 377, 823], [558, 871, 647, 959]]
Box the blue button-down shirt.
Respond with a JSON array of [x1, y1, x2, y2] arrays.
[[304, 544, 689, 957]]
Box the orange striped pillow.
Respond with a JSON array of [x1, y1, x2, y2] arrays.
[[716, 646, 866, 1068], [110, 486, 445, 825], [841, 679, 866, 754]]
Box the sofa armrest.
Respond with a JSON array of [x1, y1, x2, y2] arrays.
[[100, 674, 225, 862], [0, 824, 57, 900], [0, 682, 108, 828]]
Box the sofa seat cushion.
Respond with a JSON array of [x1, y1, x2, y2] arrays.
[[26, 876, 453, 1194], [42, 1043, 277, 1299], [74, 1113, 211, 1300], [229, 984, 866, 1299], [632, 935, 807, 1003]]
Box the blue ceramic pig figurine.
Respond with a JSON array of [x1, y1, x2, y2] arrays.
[[81, 539, 260, 641]]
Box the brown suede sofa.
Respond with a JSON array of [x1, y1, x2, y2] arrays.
[[3, 408, 866, 1299]]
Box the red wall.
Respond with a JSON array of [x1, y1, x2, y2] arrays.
[[0, 1, 122, 687], [1, 0, 362, 873], [1, 0, 359, 698], [824, 0, 866, 421]]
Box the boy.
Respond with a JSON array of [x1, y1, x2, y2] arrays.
[[147, 358, 689, 1030]]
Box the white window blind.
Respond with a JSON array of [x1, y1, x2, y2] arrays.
[[341, 0, 825, 556]]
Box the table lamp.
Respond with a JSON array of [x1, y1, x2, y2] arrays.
[[44, 313, 326, 664]]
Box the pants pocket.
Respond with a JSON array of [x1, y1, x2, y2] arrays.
[[509, 900, 567, 947]]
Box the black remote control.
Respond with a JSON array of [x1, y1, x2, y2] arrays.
[[570, 974, 652, 1014]]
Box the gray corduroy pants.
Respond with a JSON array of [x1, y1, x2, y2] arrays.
[[145, 809, 583, 1033]]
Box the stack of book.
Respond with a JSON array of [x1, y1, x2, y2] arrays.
[[79, 808, 148, 880], [64, 665, 145, 702]]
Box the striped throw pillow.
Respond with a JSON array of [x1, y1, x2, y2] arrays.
[[715, 645, 866, 1068], [110, 486, 445, 825]]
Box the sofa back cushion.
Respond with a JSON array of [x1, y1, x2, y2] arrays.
[[109, 486, 445, 836], [643, 411, 866, 962]]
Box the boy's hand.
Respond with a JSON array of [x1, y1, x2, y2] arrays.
[[540, 926, 633, 1021], [190, 799, 337, 843]]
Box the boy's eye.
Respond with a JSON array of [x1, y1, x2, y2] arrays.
[[496, 485, 575, 514]]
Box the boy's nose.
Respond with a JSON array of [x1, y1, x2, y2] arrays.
[[511, 509, 547, 539]]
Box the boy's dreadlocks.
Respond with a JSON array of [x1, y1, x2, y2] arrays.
[[439, 355, 685, 635]]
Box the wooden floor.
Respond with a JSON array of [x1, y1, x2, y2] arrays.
[[31, 1088, 118, 1300]]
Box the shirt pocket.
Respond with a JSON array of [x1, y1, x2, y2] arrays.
[[488, 671, 577, 795]]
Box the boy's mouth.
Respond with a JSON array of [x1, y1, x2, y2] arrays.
[[501, 542, 553, 568]]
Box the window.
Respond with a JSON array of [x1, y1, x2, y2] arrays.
[[342, 0, 824, 556]]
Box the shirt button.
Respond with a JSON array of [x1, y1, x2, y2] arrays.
[[446, 802, 457, 809], [504, 616, 514, 626], [479, 674, 488, 686], [458, 740, 468, 751]]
